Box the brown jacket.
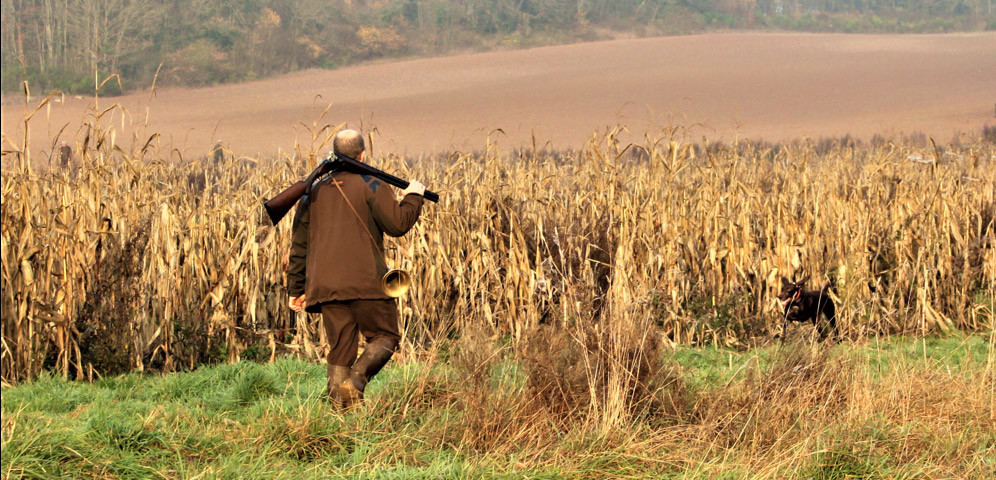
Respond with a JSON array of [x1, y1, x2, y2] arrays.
[[287, 170, 423, 312]]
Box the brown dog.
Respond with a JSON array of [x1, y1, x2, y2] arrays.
[[777, 276, 837, 342]]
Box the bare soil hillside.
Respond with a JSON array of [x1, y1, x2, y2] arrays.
[[3, 32, 994, 159]]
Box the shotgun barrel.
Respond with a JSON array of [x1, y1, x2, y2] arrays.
[[331, 153, 440, 203]]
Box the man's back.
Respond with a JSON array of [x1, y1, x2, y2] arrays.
[[288, 170, 423, 310]]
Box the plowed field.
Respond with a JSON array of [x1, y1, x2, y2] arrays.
[[3, 32, 993, 159]]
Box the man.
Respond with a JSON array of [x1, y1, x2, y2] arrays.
[[212, 141, 224, 164], [286, 129, 425, 408], [58, 142, 73, 167]]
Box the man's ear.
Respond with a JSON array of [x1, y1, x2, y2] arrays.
[[356, 151, 364, 162]]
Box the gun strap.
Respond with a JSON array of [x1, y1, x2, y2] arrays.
[[328, 174, 390, 266]]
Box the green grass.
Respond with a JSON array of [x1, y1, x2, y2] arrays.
[[669, 334, 990, 389], [2, 334, 992, 479], [854, 334, 990, 378]]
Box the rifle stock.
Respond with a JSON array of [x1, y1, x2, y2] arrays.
[[262, 153, 439, 225], [262, 178, 307, 225], [262, 160, 332, 225]]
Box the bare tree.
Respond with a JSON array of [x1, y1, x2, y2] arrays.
[[66, 0, 160, 75]]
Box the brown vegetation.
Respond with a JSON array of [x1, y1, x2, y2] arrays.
[[1, 97, 993, 385]]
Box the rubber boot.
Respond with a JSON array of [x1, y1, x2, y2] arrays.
[[338, 337, 397, 409], [327, 364, 352, 409]]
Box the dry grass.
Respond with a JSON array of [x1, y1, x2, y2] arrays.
[[1, 95, 993, 410]]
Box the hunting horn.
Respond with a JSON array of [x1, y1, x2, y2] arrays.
[[381, 269, 411, 298]]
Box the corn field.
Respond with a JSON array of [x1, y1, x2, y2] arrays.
[[2, 101, 994, 385]]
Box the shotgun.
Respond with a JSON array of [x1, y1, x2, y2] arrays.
[[263, 152, 439, 225]]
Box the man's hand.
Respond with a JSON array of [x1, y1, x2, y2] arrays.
[[402, 180, 426, 197], [289, 295, 307, 313]]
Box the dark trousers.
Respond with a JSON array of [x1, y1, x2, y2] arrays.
[[320, 299, 400, 367]]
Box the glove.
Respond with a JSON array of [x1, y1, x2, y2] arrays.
[[401, 180, 426, 197]]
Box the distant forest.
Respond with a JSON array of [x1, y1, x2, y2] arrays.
[[2, 0, 993, 95]]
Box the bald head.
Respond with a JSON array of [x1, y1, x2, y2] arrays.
[[333, 129, 365, 160]]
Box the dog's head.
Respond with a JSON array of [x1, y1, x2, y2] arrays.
[[778, 276, 809, 308]]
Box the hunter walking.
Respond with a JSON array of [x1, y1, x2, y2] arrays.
[[286, 129, 426, 408]]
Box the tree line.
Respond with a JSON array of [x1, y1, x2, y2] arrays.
[[2, 0, 993, 95]]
